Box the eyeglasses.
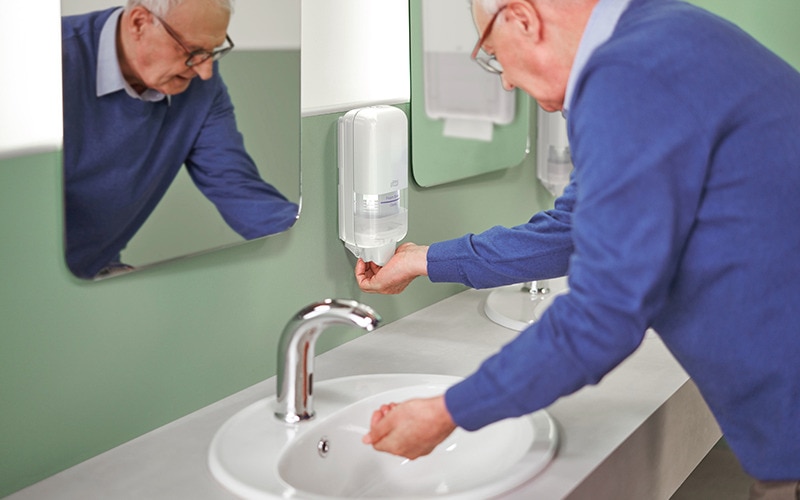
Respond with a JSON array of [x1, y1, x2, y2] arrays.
[[148, 9, 235, 67], [471, 5, 508, 74]]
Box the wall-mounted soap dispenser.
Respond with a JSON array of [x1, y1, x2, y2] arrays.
[[338, 106, 408, 266], [537, 108, 574, 197]]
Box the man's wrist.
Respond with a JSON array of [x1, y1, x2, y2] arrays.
[[415, 245, 430, 277]]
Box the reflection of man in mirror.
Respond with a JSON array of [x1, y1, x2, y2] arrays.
[[61, 0, 299, 279]]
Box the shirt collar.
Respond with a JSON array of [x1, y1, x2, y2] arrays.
[[563, 0, 632, 118], [96, 7, 168, 103]]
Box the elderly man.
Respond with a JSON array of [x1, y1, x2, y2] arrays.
[[62, 0, 298, 279], [357, 0, 800, 497]]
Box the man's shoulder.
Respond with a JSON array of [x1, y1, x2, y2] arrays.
[[62, 7, 117, 43]]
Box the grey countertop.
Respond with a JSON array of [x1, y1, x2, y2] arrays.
[[9, 289, 721, 499]]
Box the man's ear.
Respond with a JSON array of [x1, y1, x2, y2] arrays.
[[504, 0, 543, 42], [126, 6, 151, 40]]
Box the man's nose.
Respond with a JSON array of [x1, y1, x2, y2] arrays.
[[192, 58, 215, 80], [501, 75, 514, 91]]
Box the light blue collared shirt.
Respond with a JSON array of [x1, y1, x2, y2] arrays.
[[563, 0, 633, 118], [96, 7, 167, 103]]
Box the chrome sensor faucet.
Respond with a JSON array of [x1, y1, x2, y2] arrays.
[[275, 299, 381, 423]]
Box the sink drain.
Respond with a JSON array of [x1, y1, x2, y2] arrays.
[[317, 437, 330, 458]]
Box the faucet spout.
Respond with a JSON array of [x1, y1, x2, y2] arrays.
[[275, 299, 381, 423]]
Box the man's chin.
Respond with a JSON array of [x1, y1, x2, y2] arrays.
[[156, 77, 193, 96]]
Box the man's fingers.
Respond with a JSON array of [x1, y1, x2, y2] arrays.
[[363, 403, 398, 444]]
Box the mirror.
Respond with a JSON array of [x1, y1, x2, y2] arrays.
[[61, 0, 301, 279], [409, 0, 530, 187]]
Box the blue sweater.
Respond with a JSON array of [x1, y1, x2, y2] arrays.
[[62, 9, 298, 278], [431, 0, 800, 481]]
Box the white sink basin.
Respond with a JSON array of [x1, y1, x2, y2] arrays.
[[209, 374, 558, 499], [484, 277, 570, 331], [532, 285, 569, 322]]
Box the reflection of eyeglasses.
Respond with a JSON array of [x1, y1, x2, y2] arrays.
[[471, 5, 508, 74], [147, 8, 235, 67]]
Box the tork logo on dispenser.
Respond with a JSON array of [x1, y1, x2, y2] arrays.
[[338, 106, 408, 266]]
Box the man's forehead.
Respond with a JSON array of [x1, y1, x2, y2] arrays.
[[165, 1, 230, 46]]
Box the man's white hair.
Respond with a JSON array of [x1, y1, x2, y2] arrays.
[[473, 0, 585, 14], [473, 0, 508, 15], [126, 0, 234, 18]]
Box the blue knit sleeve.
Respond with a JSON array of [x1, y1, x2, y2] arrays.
[[184, 72, 298, 239], [427, 179, 575, 288], [445, 60, 707, 430]]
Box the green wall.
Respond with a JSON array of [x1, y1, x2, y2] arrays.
[[2, 2, 799, 497]]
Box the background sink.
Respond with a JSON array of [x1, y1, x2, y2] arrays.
[[209, 374, 558, 499], [532, 285, 569, 322], [484, 277, 570, 331]]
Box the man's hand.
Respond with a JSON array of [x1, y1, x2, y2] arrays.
[[355, 243, 429, 294], [361, 396, 457, 460]]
